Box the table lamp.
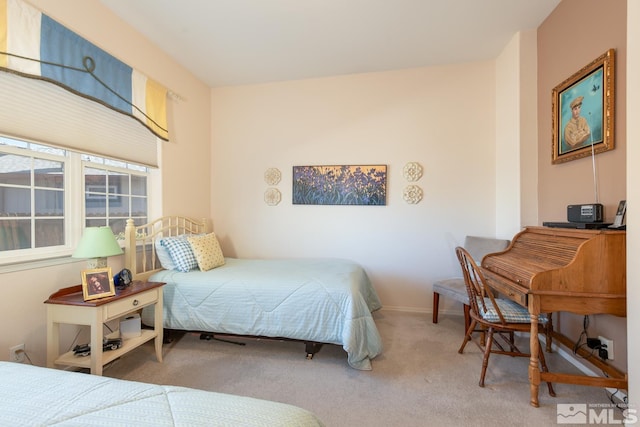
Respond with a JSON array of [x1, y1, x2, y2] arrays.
[[72, 226, 123, 268]]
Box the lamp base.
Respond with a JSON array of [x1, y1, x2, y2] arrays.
[[87, 257, 108, 269]]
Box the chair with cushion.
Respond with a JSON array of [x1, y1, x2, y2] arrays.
[[455, 246, 555, 396], [432, 236, 510, 333]]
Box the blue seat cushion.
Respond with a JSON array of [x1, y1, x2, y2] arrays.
[[479, 297, 548, 323]]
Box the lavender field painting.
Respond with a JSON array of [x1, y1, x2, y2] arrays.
[[292, 165, 387, 205]]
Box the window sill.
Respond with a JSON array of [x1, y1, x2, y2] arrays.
[[0, 256, 83, 274]]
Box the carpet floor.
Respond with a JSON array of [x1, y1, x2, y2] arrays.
[[103, 310, 624, 426]]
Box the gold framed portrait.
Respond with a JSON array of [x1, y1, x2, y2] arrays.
[[81, 267, 115, 301], [552, 49, 615, 164]]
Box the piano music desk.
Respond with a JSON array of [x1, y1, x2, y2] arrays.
[[482, 226, 627, 407]]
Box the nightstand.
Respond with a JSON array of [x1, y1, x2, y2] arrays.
[[45, 280, 165, 375]]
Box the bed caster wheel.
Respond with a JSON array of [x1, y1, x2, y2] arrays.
[[200, 333, 213, 341], [306, 353, 314, 360]]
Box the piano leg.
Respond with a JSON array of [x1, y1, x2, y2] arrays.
[[528, 298, 541, 407]]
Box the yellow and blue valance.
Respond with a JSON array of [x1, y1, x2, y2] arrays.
[[0, 0, 168, 140]]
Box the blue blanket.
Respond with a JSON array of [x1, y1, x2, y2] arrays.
[[0, 362, 324, 426], [142, 258, 383, 370]]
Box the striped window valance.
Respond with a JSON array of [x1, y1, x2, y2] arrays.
[[0, 0, 168, 167]]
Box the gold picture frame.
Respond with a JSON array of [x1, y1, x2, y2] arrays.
[[552, 49, 615, 164], [81, 267, 116, 301]]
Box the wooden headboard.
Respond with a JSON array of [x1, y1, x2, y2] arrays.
[[124, 216, 211, 281]]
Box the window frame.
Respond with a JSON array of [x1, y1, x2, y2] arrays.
[[80, 156, 150, 238], [0, 135, 152, 266]]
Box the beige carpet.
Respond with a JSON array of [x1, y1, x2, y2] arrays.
[[103, 310, 621, 426]]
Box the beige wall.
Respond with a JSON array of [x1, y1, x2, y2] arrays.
[[211, 63, 499, 312], [495, 30, 539, 236], [625, 0, 639, 408], [538, 0, 628, 372], [0, 0, 211, 364], [538, 1, 627, 222]]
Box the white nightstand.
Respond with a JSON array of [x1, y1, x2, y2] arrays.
[[45, 281, 164, 375]]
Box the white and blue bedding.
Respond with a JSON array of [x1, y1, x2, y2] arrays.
[[141, 257, 383, 370], [0, 362, 324, 426]]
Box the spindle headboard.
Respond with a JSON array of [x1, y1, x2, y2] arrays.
[[124, 216, 211, 281]]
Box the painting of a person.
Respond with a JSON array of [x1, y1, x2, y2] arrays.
[[563, 96, 591, 148], [88, 273, 109, 295]]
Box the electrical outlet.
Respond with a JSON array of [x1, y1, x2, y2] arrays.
[[598, 336, 614, 360], [9, 344, 25, 363]]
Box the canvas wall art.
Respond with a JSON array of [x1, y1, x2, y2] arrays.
[[292, 165, 387, 205]]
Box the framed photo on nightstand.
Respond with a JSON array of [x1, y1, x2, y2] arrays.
[[81, 267, 115, 301]]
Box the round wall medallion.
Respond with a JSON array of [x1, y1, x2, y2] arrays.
[[264, 168, 282, 185], [264, 188, 282, 206], [403, 185, 423, 204], [403, 162, 423, 182]]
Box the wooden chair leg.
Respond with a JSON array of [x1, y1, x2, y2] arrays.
[[458, 319, 477, 353], [479, 328, 494, 387], [432, 292, 440, 323], [545, 313, 553, 352], [537, 338, 556, 397], [463, 304, 470, 335]]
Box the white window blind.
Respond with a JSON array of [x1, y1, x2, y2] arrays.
[[0, 70, 159, 167]]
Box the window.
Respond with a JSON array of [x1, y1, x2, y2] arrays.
[[0, 135, 149, 264], [0, 138, 66, 254], [82, 156, 148, 236]]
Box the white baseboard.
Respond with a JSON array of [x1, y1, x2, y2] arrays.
[[379, 306, 429, 314]]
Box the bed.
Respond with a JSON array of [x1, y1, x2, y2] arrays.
[[0, 362, 324, 426], [124, 216, 383, 370]]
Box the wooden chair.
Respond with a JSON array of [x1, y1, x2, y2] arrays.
[[455, 246, 555, 396], [432, 236, 510, 333]]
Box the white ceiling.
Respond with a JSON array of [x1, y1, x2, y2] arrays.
[[100, 0, 560, 88]]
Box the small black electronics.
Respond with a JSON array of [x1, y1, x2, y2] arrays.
[[543, 221, 612, 229], [72, 338, 122, 357], [567, 203, 603, 223], [114, 268, 132, 289]]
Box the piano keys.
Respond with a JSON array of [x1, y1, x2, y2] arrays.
[[481, 226, 627, 407]]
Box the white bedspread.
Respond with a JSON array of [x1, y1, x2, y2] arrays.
[[141, 258, 383, 370], [0, 362, 324, 426]]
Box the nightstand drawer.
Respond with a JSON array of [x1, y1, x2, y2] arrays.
[[104, 289, 158, 320]]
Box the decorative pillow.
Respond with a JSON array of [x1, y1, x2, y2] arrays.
[[155, 237, 178, 270], [187, 232, 225, 271], [161, 237, 198, 272]]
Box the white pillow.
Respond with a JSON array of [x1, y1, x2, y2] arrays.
[[155, 237, 177, 270]]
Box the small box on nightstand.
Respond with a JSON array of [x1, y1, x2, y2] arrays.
[[120, 313, 141, 339]]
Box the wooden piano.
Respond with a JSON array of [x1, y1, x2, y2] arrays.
[[481, 226, 627, 407]]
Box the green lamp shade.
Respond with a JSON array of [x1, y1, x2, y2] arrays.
[[72, 226, 123, 259]]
